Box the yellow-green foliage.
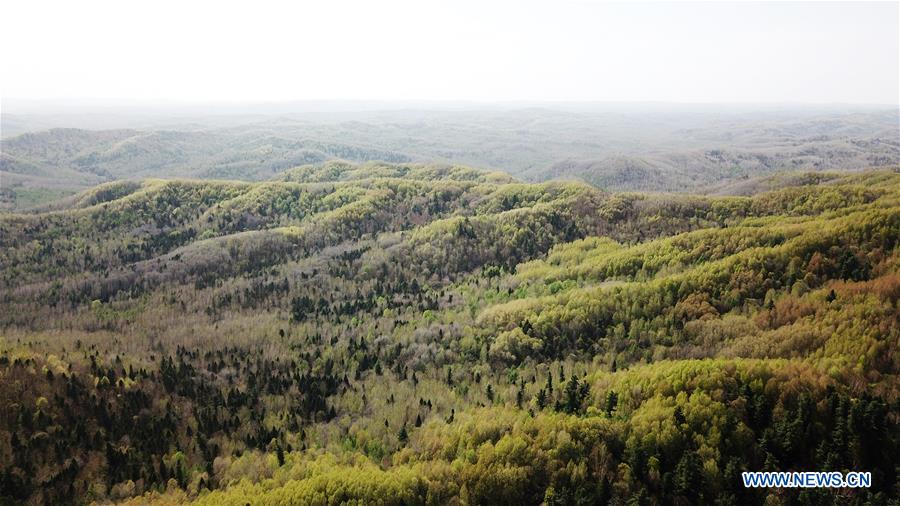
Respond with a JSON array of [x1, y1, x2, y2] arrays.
[[1, 167, 898, 505]]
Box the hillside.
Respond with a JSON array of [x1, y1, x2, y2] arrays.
[[2, 107, 898, 210], [545, 138, 900, 193], [0, 163, 897, 504], [0, 128, 413, 210]]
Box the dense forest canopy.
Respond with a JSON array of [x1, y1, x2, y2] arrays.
[[0, 162, 898, 505]]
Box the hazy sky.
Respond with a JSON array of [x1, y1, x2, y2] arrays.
[[2, 1, 898, 104]]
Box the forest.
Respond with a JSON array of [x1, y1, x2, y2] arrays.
[[3, 106, 898, 210], [0, 162, 898, 505]]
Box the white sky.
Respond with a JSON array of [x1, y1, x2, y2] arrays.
[[1, 1, 898, 104]]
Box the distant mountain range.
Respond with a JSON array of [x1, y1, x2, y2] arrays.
[[2, 106, 898, 209]]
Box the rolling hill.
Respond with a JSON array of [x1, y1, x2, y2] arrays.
[[2, 106, 898, 210], [0, 162, 897, 504]]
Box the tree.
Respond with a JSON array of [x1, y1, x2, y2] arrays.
[[536, 389, 547, 410], [674, 451, 703, 499], [604, 391, 618, 416], [562, 375, 588, 414]]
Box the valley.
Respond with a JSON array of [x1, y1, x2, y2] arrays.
[[0, 163, 897, 504]]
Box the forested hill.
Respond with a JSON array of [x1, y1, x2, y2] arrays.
[[3, 107, 898, 210], [0, 163, 898, 505]]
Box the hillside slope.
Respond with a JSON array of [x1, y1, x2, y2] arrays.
[[0, 164, 898, 505], [3, 107, 898, 209]]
